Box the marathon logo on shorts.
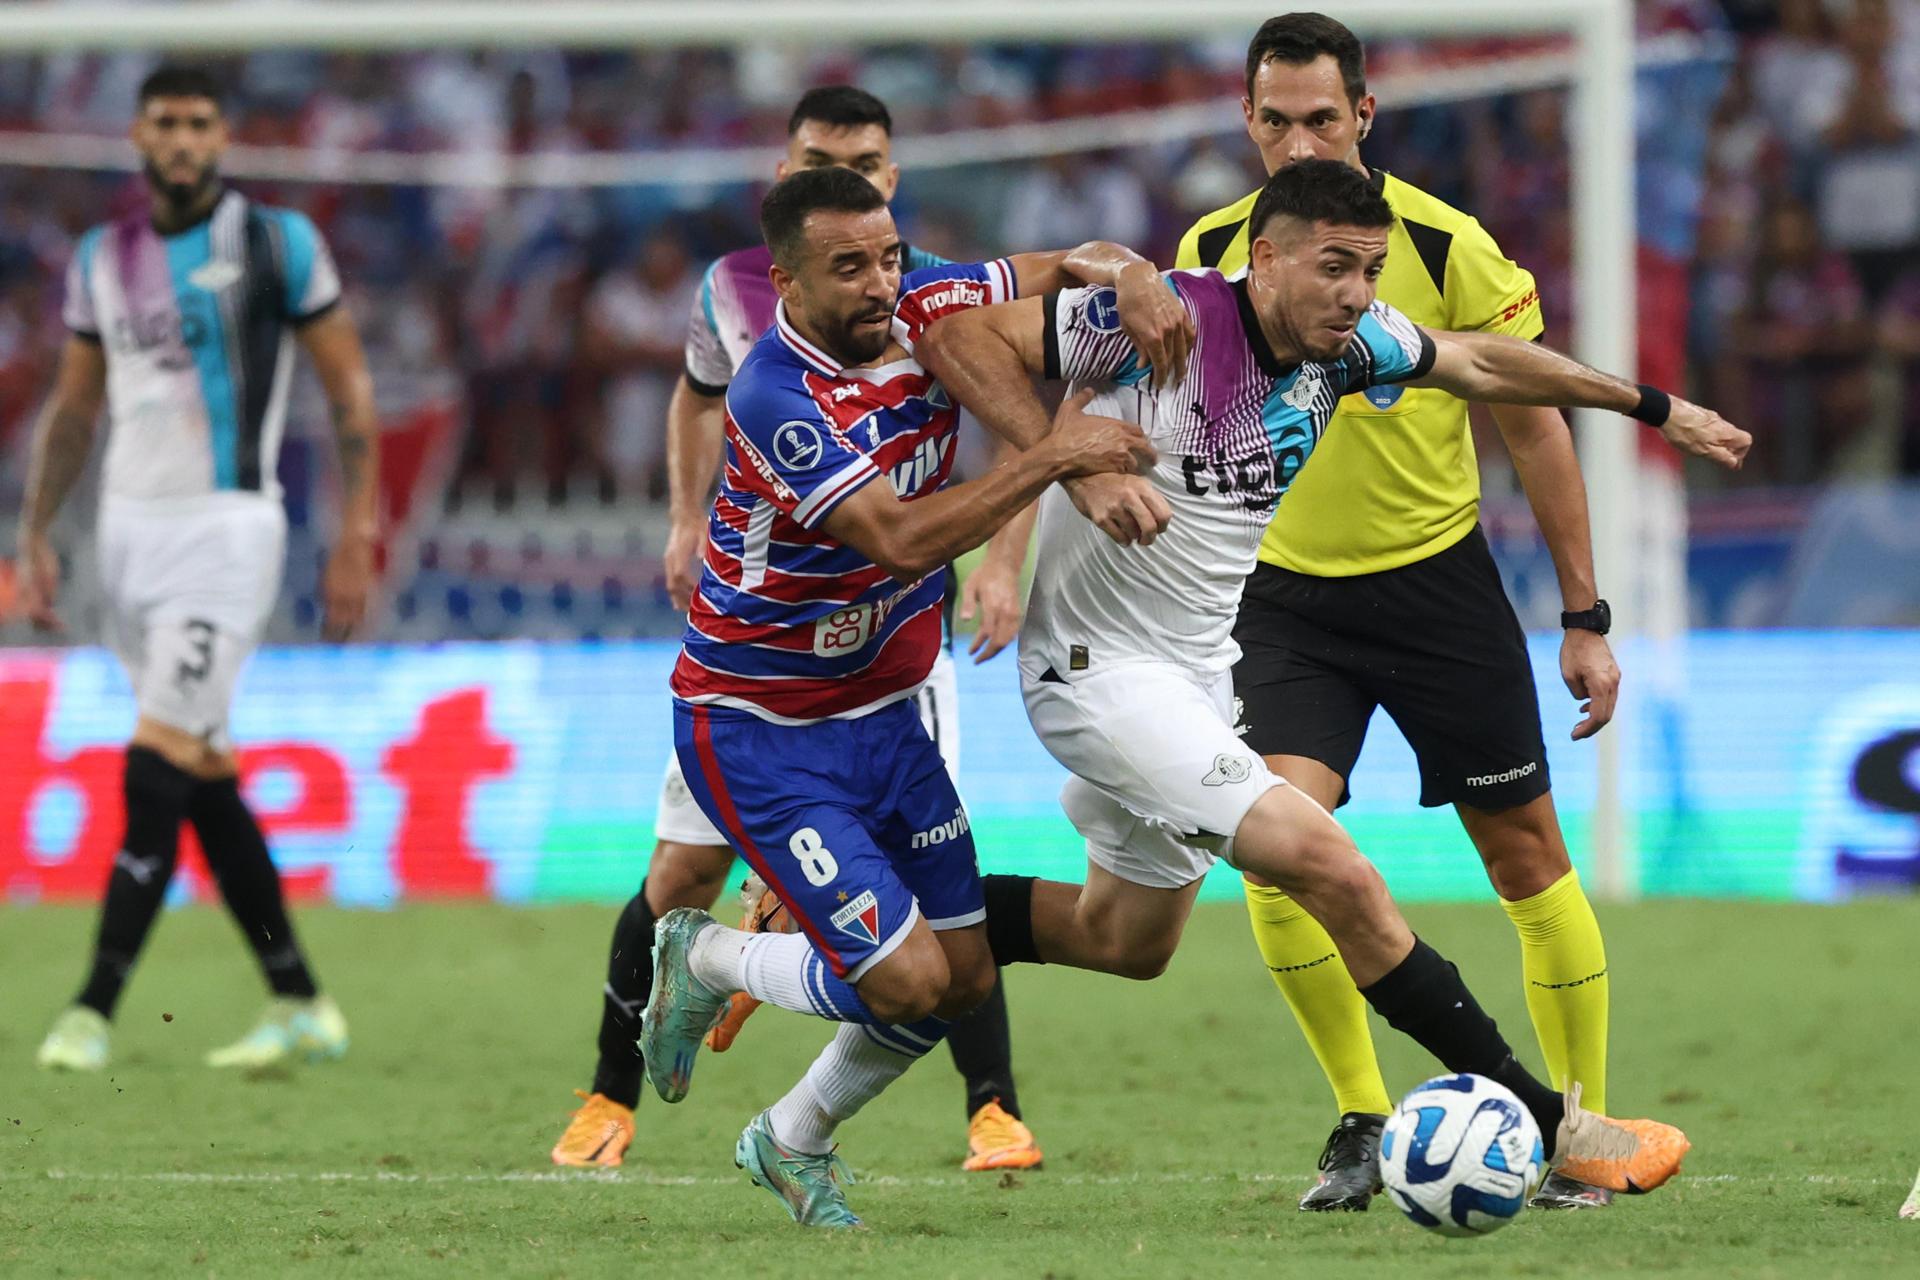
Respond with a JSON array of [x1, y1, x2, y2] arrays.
[[831, 889, 882, 945], [1203, 754, 1253, 787], [1466, 761, 1539, 787], [910, 806, 971, 850]]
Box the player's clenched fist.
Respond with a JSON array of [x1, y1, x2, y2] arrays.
[[1044, 387, 1157, 477], [1114, 261, 1194, 391], [1659, 398, 1751, 470], [1064, 473, 1174, 547]]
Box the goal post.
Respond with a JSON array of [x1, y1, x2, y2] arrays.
[[0, 0, 1645, 898]]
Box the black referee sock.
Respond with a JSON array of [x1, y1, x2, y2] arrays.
[[1358, 937, 1566, 1149], [591, 884, 657, 1109], [947, 972, 1022, 1120], [983, 875, 1041, 967], [76, 747, 195, 1019], [190, 777, 319, 1000]]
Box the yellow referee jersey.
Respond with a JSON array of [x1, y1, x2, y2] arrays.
[[1174, 168, 1544, 576]]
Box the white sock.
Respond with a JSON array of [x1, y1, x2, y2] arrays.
[[689, 926, 828, 1019], [767, 1022, 924, 1154]]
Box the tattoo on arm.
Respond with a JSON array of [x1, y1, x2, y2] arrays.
[[332, 403, 372, 494]]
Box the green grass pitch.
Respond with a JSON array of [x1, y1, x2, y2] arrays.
[[2, 898, 1916, 1277]]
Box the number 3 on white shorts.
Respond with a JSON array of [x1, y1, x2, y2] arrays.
[[788, 827, 839, 887]]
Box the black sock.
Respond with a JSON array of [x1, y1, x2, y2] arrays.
[[983, 874, 1040, 967], [76, 747, 195, 1018], [190, 777, 318, 999], [947, 972, 1021, 1120], [591, 883, 657, 1109], [1358, 937, 1566, 1149]]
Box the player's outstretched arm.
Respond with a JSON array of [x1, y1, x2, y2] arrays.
[[1005, 248, 1192, 388], [1414, 329, 1752, 469], [14, 336, 107, 632], [820, 389, 1151, 584], [664, 374, 727, 611], [298, 307, 380, 641]]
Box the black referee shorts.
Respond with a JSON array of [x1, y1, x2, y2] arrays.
[[1232, 525, 1550, 813]]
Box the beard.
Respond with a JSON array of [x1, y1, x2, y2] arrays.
[[143, 158, 218, 211], [823, 311, 892, 365]]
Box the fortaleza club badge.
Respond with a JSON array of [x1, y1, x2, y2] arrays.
[[831, 889, 882, 945]]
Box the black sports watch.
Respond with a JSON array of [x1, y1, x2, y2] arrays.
[[1561, 599, 1612, 635]]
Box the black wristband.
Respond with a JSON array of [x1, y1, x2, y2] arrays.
[[1629, 383, 1671, 427]]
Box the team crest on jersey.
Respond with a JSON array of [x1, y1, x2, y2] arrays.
[[1086, 288, 1122, 332], [773, 420, 825, 470], [1203, 754, 1253, 787], [188, 260, 242, 292], [830, 889, 882, 945], [1282, 366, 1325, 412], [1363, 383, 1405, 409]]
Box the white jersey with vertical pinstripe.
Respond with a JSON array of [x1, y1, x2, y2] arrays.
[[1020, 270, 1433, 679]]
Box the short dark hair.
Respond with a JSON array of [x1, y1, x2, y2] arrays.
[[787, 85, 893, 137], [760, 165, 890, 267], [137, 65, 223, 109], [1247, 158, 1392, 243], [1245, 12, 1367, 104]]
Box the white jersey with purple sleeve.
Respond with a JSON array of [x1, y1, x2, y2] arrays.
[[1020, 270, 1433, 679], [62, 190, 342, 504]]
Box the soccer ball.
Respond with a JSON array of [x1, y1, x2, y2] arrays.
[[1379, 1074, 1546, 1237]]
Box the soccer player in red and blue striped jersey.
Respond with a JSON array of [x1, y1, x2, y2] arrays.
[[640, 166, 1187, 1228]]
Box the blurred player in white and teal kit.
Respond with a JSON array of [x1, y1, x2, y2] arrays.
[[19, 66, 382, 1073]]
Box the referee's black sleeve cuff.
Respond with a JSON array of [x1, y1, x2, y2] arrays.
[[1042, 292, 1062, 381], [684, 368, 728, 398], [69, 327, 101, 344], [1407, 328, 1437, 381]]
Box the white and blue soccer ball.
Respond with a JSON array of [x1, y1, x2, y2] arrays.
[[1379, 1073, 1547, 1237]]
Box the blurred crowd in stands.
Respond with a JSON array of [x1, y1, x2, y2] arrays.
[[0, 2, 1918, 637]]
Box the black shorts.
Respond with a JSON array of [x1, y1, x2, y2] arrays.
[[1232, 525, 1550, 812]]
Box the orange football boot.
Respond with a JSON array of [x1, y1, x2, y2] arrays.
[[1552, 1084, 1691, 1194], [962, 1099, 1044, 1172], [551, 1090, 634, 1168]]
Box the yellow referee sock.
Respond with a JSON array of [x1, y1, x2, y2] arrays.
[[1499, 868, 1609, 1114], [1243, 879, 1393, 1117]]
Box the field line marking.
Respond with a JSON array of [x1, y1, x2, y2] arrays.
[[7, 1169, 1899, 1190]]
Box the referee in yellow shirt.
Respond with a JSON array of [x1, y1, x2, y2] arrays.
[[1177, 14, 1616, 1213]]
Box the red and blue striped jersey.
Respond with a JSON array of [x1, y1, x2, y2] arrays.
[[670, 259, 1018, 724]]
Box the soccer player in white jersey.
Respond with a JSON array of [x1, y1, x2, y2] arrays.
[[19, 66, 380, 1073], [915, 159, 1752, 1196]]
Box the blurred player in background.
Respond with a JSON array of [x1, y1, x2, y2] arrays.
[[915, 159, 1746, 1210], [553, 87, 1043, 1174], [19, 67, 379, 1072], [1176, 13, 1628, 1211], [640, 167, 1183, 1228]]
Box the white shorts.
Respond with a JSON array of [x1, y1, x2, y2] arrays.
[[655, 647, 964, 847], [98, 495, 286, 752], [1021, 658, 1282, 890]]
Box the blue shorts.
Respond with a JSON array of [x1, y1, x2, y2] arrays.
[[674, 698, 984, 980]]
